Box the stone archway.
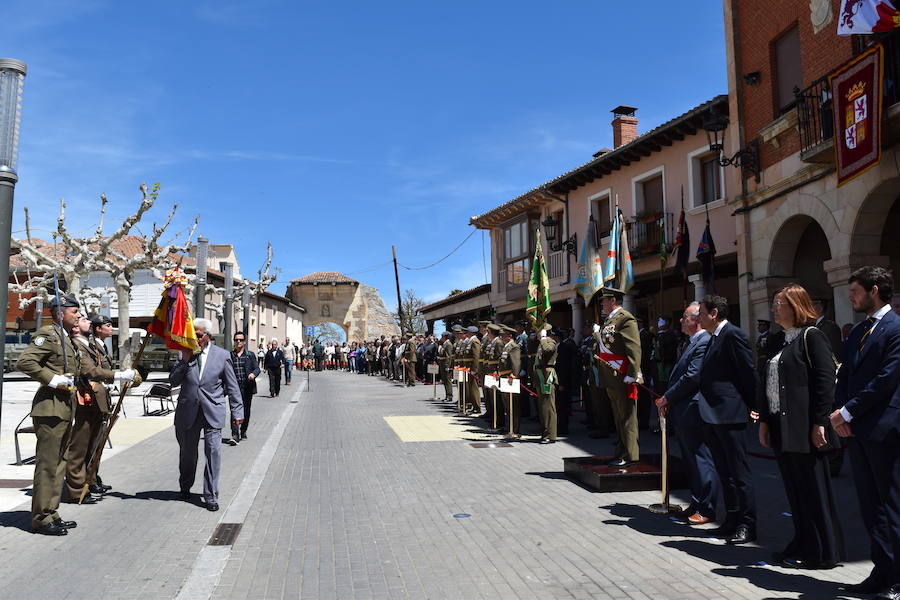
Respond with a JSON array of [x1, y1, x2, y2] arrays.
[[286, 271, 399, 343]]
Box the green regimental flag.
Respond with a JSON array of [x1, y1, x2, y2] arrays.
[[526, 229, 552, 328]]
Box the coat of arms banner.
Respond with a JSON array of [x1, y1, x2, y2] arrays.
[[830, 43, 883, 186]]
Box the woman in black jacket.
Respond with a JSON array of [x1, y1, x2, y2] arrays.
[[263, 339, 284, 397], [757, 283, 843, 569]]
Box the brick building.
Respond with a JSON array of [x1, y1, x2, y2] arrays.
[[724, 0, 900, 333]]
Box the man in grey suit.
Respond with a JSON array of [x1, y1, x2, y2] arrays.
[[656, 302, 719, 525], [170, 318, 243, 511]]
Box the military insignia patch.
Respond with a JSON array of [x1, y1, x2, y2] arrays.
[[34, 337, 45, 346]]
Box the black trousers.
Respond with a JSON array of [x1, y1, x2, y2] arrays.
[[267, 367, 281, 396], [771, 431, 843, 564], [231, 389, 253, 439], [703, 422, 756, 530]]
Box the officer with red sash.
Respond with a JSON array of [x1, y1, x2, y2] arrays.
[[594, 287, 643, 467]]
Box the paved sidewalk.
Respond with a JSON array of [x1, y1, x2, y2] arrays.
[[0, 369, 874, 599]]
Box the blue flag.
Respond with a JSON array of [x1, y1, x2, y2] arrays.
[[574, 223, 604, 302], [604, 207, 634, 292]]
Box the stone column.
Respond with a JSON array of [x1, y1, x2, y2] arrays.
[[688, 274, 706, 302], [569, 296, 584, 342]]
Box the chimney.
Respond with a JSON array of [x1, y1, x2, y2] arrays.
[[611, 105, 638, 149]]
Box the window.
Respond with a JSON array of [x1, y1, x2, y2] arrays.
[[590, 195, 612, 239], [502, 219, 531, 288], [640, 175, 664, 215], [774, 25, 802, 114], [273, 310, 279, 328], [699, 155, 722, 205]]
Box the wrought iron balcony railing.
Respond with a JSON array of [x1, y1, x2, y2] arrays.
[[627, 212, 675, 260], [794, 76, 833, 156]]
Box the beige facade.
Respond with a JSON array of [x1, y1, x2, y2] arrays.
[[471, 97, 739, 330]]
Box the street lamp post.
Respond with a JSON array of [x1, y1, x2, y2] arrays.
[[0, 58, 27, 440]]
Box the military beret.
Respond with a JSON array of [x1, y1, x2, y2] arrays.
[[49, 294, 79, 309], [487, 324, 501, 333], [90, 314, 112, 328], [466, 325, 479, 333]]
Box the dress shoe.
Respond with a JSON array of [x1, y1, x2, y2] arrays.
[[842, 577, 886, 594], [98, 482, 112, 492], [725, 524, 756, 545], [67, 494, 98, 504], [34, 522, 68, 536], [53, 518, 77, 529], [607, 457, 635, 467], [180, 490, 191, 500], [206, 501, 219, 512], [241, 433, 248, 440], [89, 483, 106, 495], [687, 513, 714, 525], [875, 585, 900, 600], [226, 438, 238, 446]]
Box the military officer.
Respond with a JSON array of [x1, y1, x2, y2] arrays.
[[451, 324, 467, 411], [498, 325, 522, 439], [436, 331, 454, 401], [16, 296, 121, 535], [401, 333, 417, 386], [485, 324, 506, 429], [465, 325, 482, 415], [595, 287, 643, 467], [536, 324, 560, 443]]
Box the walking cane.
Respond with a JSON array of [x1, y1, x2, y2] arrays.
[[647, 412, 683, 515]]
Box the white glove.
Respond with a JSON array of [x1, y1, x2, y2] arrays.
[[48, 374, 74, 388], [593, 324, 601, 333], [540, 329, 547, 338], [114, 369, 135, 382], [623, 375, 636, 384]]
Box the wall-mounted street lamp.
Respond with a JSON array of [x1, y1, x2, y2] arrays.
[[0, 58, 27, 442], [541, 214, 578, 257], [702, 109, 761, 182]]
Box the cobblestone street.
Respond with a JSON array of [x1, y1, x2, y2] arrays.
[[0, 371, 873, 599]]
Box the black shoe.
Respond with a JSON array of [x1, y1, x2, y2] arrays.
[[241, 433, 247, 439], [842, 577, 887, 594], [206, 501, 219, 512], [180, 490, 191, 500], [876, 585, 900, 600], [725, 524, 756, 545], [53, 518, 77, 529], [607, 457, 635, 467], [67, 494, 98, 504], [99, 483, 112, 492], [34, 522, 68, 536], [89, 483, 105, 495], [226, 438, 238, 446]]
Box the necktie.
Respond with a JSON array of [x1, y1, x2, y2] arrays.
[[858, 317, 877, 353]]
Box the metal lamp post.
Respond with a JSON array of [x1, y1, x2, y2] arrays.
[[0, 58, 27, 438]]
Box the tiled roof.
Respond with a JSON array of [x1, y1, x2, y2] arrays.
[[10, 235, 196, 269], [469, 95, 728, 228], [420, 283, 492, 313], [290, 271, 359, 284]]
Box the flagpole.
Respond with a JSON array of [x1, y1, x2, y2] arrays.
[[681, 187, 688, 307]]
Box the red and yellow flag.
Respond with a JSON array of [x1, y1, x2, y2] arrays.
[[146, 267, 200, 352]]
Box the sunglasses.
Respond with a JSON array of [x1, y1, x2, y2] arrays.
[[234, 338, 245, 342]]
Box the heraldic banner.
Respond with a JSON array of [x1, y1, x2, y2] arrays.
[[830, 43, 883, 186]]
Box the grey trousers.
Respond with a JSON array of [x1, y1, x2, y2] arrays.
[[176, 411, 222, 503]]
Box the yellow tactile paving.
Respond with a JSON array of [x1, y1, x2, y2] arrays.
[[383, 415, 499, 442]]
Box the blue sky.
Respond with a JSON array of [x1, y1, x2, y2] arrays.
[[5, 0, 727, 312]]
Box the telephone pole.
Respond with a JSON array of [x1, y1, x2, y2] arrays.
[[392, 245, 403, 332]]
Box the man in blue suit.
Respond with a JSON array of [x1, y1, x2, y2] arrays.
[[656, 302, 719, 525], [697, 295, 757, 544], [831, 267, 900, 599]]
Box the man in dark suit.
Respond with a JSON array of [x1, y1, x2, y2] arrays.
[[697, 295, 757, 544], [656, 302, 718, 525], [813, 299, 844, 358], [170, 318, 243, 511], [831, 267, 900, 598]]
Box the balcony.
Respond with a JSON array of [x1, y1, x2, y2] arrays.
[[547, 250, 565, 280], [627, 212, 675, 260], [795, 76, 834, 163]]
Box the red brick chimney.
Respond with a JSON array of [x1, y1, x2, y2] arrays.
[[611, 105, 638, 149]]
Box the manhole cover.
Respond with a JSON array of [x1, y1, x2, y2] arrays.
[[452, 513, 471, 519], [208, 523, 242, 546], [469, 442, 512, 448]]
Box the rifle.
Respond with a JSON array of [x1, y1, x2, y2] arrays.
[[52, 273, 77, 445], [78, 332, 151, 504]]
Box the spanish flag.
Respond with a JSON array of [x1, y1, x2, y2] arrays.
[[146, 267, 200, 352]]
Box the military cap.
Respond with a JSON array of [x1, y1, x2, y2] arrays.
[[440, 331, 451, 338], [599, 286, 625, 298], [501, 325, 517, 335], [90, 314, 113, 328], [451, 324, 463, 332], [49, 294, 79, 309], [486, 324, 501, 334], [466, 325, 479, 333], [478, 320, 491, 326]]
